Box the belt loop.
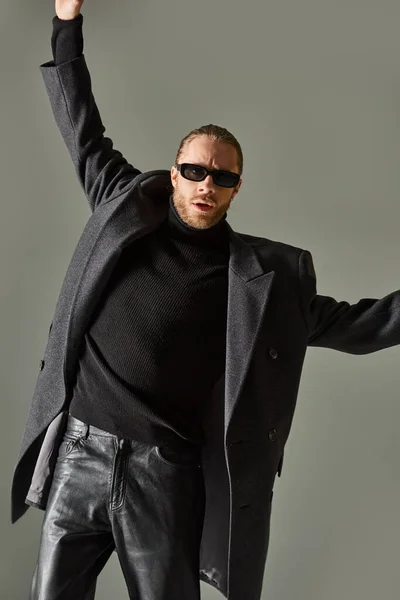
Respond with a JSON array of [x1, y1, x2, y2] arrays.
[[82, 423, 90, 439]]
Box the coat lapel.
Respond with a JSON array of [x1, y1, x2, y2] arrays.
[[64, 172, 172, 377], [223, 223, 275, 436]]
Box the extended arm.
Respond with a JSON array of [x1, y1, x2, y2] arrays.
[[40, 11, 142, 212], [298, 250, 400, 353]]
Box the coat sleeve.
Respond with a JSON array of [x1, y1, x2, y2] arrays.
[[39, 52, 142, 212], [298, 249, 400, 354]]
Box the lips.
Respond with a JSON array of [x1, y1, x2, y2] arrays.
[[193, 202, 214, 212]]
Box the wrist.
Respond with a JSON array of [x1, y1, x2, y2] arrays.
[[55, 12, 81, 20]]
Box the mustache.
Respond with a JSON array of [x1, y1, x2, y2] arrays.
[[193, 196, 215, 206]]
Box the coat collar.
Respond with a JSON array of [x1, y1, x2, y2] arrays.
[[138, 170, 269, 283]]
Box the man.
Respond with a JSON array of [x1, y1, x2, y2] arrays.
[[10, 3, 400, 600]]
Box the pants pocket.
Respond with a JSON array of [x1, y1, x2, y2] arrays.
[[57, 431, 87, 460]]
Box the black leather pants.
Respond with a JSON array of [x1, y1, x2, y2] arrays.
[[29, 414, 206, 599]]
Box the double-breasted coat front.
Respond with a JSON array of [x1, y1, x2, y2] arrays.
[[10, 54, 400, 600]]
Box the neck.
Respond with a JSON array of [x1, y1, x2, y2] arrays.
[[162, 194, 229, 253]]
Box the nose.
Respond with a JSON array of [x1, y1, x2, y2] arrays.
[[198, 173, 216, 193]]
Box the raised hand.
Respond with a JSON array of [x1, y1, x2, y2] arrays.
[[55, 0, 84, 20]]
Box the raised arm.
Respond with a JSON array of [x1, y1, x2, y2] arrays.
[[298, 249, 400, 354], [40, 0, 142, 212]]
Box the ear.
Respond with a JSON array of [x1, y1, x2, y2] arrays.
[[231, 179, 242, 200], [170, 165, 178, 189]]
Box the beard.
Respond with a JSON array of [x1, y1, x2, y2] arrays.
[[171, 186, 233, 230]]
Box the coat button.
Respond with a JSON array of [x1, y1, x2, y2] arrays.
[[268, 348, 278, 359], [39, 359, 45, 371], [268, 429, 278, 442]]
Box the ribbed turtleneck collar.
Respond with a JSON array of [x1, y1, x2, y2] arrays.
[[164, 194, 230, 253]]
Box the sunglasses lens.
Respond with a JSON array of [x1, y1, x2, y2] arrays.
[[214, 172, 239, 188], [181, 164, 238, 188], [182, 164, 205, 181]]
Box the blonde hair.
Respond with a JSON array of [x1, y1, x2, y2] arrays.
[[175, 124, 243, 176]]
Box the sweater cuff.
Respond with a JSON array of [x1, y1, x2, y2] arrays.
[[51, 13, 84, 65]]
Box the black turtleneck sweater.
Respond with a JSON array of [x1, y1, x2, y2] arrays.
[[51, 13, 230, 449]]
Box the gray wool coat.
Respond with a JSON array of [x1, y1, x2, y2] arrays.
[[10, 54, 400, 600]]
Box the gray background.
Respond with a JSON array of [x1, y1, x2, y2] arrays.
[[1, 0, 400, 598]]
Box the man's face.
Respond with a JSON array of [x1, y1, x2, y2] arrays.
[[170, 136, 242, 229]]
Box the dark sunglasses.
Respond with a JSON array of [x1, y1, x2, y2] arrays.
[[175, 163, 240, 188]]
